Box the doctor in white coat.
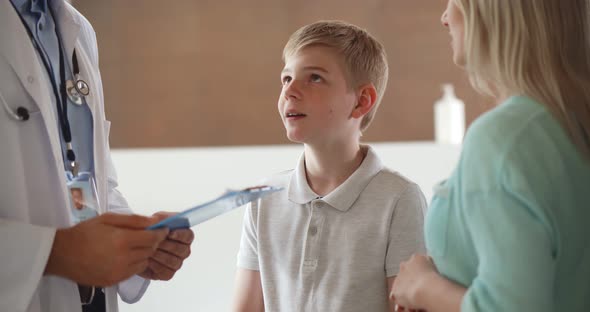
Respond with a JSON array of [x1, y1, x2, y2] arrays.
[[0, 1, 194, 312]]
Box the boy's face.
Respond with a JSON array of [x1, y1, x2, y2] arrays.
[[278, 45, 359, 146]]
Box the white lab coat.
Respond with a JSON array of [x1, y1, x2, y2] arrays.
[[0, 1, 149, 311]]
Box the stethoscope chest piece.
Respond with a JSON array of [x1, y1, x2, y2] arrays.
[[66, 74, 90, 105]]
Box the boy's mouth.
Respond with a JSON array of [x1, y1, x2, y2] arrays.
[[286, 112, 307, 118]]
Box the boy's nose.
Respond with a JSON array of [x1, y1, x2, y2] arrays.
[[284, 80, 303, 100]]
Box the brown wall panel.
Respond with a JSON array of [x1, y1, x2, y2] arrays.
[[74, 0, 493, 148]]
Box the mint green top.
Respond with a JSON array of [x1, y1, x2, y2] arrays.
[[425, 95, 590, 311]]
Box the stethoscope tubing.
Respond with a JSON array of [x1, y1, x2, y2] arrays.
[[0, 88, 28, 121]]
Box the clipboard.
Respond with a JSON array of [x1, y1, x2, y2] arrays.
[[147, 185, 282, 230]]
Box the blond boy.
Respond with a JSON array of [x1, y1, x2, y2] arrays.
[[233, 21, 426, 312]]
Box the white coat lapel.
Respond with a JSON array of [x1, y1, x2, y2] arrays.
[[53, 2, 109, 211], [0, 0, 63, 172], [74, 44, 110, 212]]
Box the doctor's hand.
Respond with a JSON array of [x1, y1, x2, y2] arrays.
[[45, 213, 169, 287], [138, 211, 195, 281]]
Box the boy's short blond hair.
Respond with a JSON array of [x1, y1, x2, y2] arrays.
[[283, 20, 389, 132]]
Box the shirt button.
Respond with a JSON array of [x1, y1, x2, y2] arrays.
[[27, 76, 35, 84], [309, 226, 318, 236]]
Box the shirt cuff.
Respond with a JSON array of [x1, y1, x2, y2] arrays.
[[237, 255, 260, 271], [117, 275, 150, 304]]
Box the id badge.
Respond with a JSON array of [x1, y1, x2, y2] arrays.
[[67, 172, 100, 224]]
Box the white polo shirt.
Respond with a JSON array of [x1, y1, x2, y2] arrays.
[[237, 145, 427, 312]]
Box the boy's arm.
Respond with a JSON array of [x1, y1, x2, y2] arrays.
[[385, 183, 427, 274], [234, 200, 264, 311], [233, 269, 264, 312], [385, 183, 427, 310]]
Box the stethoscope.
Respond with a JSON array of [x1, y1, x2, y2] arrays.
[[66, 54, 90, 105], [2, 2, 90, 173], [0, 50, 89, 122]]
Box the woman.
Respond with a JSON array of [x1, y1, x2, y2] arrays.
[[391, 0, 590, 311]]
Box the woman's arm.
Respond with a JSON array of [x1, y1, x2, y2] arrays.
[[393, 188, 557, 312]]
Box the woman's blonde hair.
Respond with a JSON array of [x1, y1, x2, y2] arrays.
[[455, 0, 590, 159]]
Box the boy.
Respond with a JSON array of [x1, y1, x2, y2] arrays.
[[233, 21, 426, 312]]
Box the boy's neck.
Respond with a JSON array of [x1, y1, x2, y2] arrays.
[[303, 142, 367, 197]]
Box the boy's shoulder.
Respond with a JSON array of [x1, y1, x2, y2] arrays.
[[259, 169, 294, 189], [371, 166, 420, 193], [366, 167, 426, 213]]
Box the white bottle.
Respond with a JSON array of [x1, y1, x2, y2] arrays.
[[434, 83, 465, 144]]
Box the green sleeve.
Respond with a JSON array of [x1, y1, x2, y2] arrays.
[[461, 187, 556, 312]]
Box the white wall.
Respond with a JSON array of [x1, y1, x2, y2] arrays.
[[112, 142, 461, 312]]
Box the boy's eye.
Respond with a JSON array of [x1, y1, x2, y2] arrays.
[[281, 76, 292, 85], [310, 74, 323, 82]]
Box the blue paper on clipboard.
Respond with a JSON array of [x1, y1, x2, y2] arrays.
[[147, 186, 282, 230]]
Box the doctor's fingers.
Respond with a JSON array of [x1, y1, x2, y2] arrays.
[[125, 248, 159, 266], [145, 259, 177, 281], [116, 228, 169, 250], [158, 238, 192, 258], [100, 212, 160, 229], [168, 229, 195, 244], [150, 248, 185, 271]]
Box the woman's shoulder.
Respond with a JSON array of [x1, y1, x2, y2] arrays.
[[463, 96, 552, 156], [467, 96, 545, 146], [457, 96, 560, 189]]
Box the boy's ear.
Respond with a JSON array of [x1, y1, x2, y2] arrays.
[[351, 84, 377, 119]]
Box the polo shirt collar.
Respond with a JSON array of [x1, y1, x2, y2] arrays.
[[288, 145, 384, 212]]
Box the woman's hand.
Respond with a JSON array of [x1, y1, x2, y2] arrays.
[[390, 254, 438, 311]]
